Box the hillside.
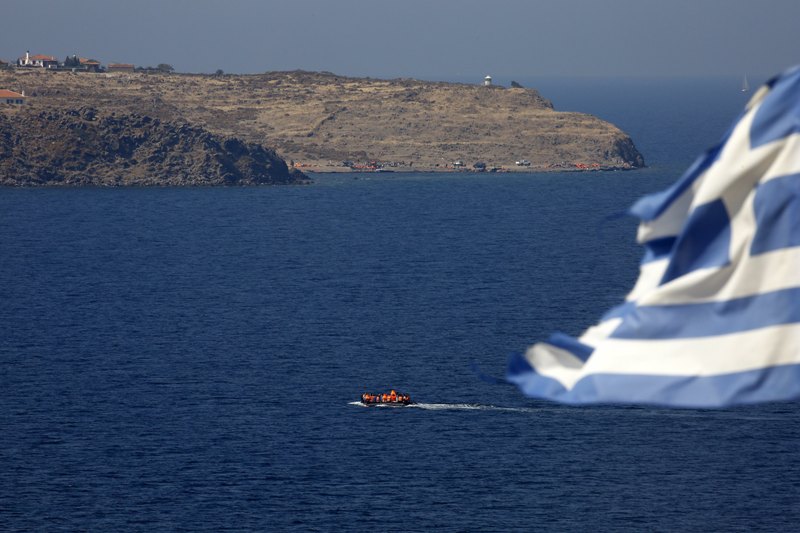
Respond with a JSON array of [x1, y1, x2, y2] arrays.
[[0, 69, 644, 172], [0, 106, 308, 186]]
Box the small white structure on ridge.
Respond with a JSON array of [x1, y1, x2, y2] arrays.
[[483, 75, 492, 86]]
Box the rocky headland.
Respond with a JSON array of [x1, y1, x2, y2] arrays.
[[0, 69, 644, 180], [0, 106, 308, 186]]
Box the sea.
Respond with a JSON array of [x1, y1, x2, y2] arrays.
[[2, 76, 799, 532]]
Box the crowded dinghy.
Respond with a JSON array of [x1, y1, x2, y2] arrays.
[[360, 390, 412, 406]]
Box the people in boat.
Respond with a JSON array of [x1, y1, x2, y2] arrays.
[[361, 391, 411, 404]]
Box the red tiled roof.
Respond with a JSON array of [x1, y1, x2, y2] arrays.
[[79, 58, 101, 65], [29, 54, 56, 61], [0, 89, 25, 98]]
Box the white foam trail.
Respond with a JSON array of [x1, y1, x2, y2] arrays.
[[350, 401, 790, 419], [348, 401, 544, 413], [411, 403, 543, 413]]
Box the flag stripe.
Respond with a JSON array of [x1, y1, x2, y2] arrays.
[[635, 246, 800, 307], [751, 172, 800, 255], [590, 322, 800, 376], [610, 286, 800, 340], [508, 352, 800, 408]]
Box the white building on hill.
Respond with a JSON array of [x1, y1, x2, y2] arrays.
[[0, 89, 26, 104]]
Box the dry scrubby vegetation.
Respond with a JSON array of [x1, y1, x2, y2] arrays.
[[0, 69, 644, 172], [0, 106, 307, 186]]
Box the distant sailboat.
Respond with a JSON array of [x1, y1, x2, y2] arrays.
[[741, 75, 750, 93]]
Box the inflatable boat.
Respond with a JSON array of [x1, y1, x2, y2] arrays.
[[360, 390, 412, 406]]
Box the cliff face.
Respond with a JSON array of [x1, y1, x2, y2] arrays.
[[0, 69, 644, 172], [0, 107, 309, 186]]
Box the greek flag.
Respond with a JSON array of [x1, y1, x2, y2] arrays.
[[508, 67, 800, 407]]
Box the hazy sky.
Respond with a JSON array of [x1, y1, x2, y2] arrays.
[[2, 0, 798, 79]]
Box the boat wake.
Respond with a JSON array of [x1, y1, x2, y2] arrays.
[[349, 401, 542, 413], [410, 402, 543, 413], [349, 401, 788, 419]]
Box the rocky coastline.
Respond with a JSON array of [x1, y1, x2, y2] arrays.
[[0, 69, 645, 183], [0, 106, 309, 186]]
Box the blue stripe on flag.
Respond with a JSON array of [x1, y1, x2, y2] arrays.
[[546, 332, 594, 362], [751, 173, 800, 255], [610, 286, 800, 340], [660, 199, 731, 284], [750, 67, 800, 148], [642, 236, 676, 263], [507, 351, 800, 407]]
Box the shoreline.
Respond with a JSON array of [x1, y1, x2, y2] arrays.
[[296, 163, 640, 174]]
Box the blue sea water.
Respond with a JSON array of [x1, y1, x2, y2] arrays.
[[2, 78, 799, 531]]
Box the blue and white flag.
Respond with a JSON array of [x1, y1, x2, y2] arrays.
[[507, 67, 800, 407]]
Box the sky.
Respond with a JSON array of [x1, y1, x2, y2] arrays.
[[2, 0, 798, 80]]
